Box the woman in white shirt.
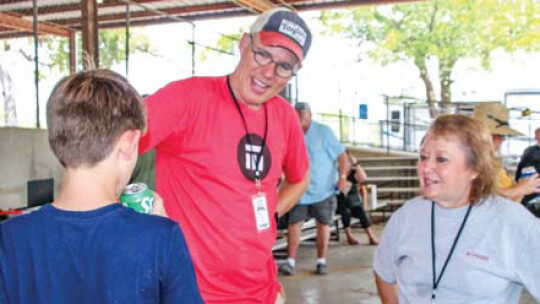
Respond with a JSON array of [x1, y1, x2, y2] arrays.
[[373, 114, 540, 304]]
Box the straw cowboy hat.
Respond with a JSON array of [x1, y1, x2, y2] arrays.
[[473, 102, 522, 136]]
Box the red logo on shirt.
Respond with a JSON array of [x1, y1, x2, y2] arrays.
[[466, 251, 489, 261]]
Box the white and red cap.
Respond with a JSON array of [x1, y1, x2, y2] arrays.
[[249, 7, 312, 61]]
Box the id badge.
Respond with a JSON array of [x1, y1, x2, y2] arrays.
[[252, 192, 270, 232]]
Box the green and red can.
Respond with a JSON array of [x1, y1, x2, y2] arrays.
[[120, 183, 154, 214]]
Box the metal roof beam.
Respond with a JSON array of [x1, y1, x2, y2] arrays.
[[116, 0, 194, 25], [38, 3, 238, 27], [234, 0, 274, 13], [0, 11, 71, 37], [288, 0, 426, 11]]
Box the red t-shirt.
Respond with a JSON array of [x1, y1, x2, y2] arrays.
[[140, 76, 309, 303]]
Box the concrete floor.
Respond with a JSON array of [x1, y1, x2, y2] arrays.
[[277, 223, 536, 304]]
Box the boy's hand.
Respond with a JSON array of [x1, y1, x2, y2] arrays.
[[150, 191, 168, 217]]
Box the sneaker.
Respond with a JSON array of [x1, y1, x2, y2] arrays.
[[315, 263, 328, 275], [278, 263, 295, 276]]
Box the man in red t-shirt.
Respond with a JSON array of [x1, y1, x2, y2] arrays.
[[138, 7, 312, 304]]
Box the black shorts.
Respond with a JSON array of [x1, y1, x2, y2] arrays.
[[288, 195, 336, 225]]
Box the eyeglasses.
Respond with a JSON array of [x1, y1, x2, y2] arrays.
[[249, 35, 299, 78]]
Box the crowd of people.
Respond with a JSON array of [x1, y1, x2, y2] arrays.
[[0, 6, 539, 304]]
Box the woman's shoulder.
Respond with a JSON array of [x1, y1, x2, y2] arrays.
[[480, 195, 526, 212], [380, 197, 431, 234], [391, 196, 431, 218], [478, 195, 537, 226], [402, 196, 431, 209]]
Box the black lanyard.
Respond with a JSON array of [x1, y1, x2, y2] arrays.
[[430, 201, 473, 304], [226, 76, 268, 186]]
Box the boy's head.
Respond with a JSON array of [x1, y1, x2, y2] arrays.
[[47, 69, 145, 169]]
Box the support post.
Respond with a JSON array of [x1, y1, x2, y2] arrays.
[[69, 32, 76, 74], [81, 0, 99, 69], [32, 0, 40, 128]]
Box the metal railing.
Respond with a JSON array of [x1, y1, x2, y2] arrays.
[[313, 99, 540, 159]]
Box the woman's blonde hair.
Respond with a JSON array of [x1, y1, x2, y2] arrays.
[[427, 114, 500, 204]]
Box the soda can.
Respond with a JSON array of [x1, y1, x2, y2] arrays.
[[520, 166, 537, 179], [120, 183, 154, 214]]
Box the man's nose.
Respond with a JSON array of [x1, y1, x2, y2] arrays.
[[260, 62, 277, 79]]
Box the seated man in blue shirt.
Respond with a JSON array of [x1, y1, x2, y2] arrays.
[[0, 69, 202, 304], [279, 102, 348, 275]]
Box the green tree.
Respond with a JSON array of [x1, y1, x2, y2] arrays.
[[13, 28, 151, 75], [321, 0, 540, 116], [45, 28, 152, 72], [199, 31, 241, 61]]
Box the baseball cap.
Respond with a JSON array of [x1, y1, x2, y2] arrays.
[[473, 102, 522, 136], [250, 7, 312, 61]]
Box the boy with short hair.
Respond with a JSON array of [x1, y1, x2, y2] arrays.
[[0, 69, 202, 303]]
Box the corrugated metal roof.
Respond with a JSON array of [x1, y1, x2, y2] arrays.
[[0, 0, 420, 39]]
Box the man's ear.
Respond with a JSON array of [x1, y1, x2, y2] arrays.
[[238, 33, 250, 55], [117, 130, 141, 161]]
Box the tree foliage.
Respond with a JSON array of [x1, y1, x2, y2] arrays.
[[1, 28, 151, 125], [320, 0, 540, 114], [200, 31, 242, 61], [8, 27, 152, 76], [42, 28, 152, 72]]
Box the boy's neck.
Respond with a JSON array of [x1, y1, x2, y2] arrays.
[[53, 166, 119, 212]]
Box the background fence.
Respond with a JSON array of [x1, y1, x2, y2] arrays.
[[314, 97, 540, 162]]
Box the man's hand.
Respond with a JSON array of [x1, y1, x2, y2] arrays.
[[150, 191, 168, 217], [517, 173, 540, 196], [276, 170, 310, 217], [337, 175, 347, 193]]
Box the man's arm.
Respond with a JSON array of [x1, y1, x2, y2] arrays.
[[360, 185, 369, 210], [337, 152, 349, 193], [498, 174, 540, 201], [375, 273, 399, 304], [354, 165, 368, 183], [276, 170, 310, 217]]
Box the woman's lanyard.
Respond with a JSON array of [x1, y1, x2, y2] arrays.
[[226, 76, 268, 188], [430, 201, 473, 304]]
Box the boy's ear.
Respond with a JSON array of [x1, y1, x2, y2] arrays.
[[117, 130, 141, 160]]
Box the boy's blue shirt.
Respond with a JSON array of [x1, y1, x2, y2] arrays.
[[0, 203, 203, 304]]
